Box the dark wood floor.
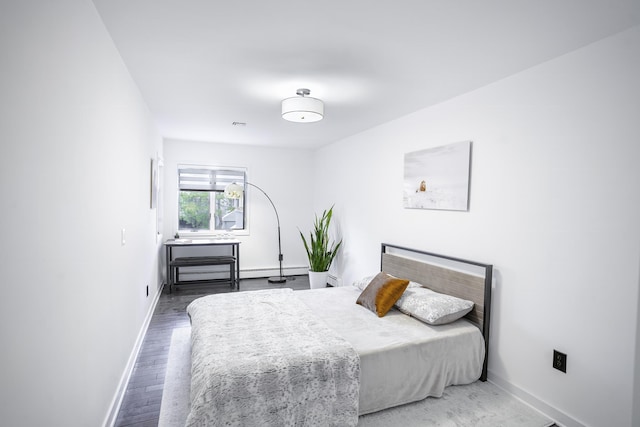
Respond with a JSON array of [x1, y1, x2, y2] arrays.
[[114, 275, 310, 427]]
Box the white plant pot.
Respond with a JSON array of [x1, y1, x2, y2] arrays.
[[308, 270, 329, 289]]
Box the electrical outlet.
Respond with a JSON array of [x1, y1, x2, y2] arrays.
[[553, 350, 567, 373]]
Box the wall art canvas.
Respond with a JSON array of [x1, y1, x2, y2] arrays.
[[403, 141, 472, 211]]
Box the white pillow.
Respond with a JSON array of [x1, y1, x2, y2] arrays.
[[352, 274, 422, 291], [394, 286, 474, 325], [352, 275, 375, 290]]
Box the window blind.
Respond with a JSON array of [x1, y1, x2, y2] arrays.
[[178, 167, 245, 192]]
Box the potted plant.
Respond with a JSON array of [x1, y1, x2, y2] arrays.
[[299, 206, 343, 289]]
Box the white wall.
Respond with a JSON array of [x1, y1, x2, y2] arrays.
[[0, 2, 163, 426], [635, 259, 640, 427], [314, 26, 640, 427], [163, 139, 314, 278]]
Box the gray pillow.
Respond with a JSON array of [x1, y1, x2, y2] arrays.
[[394, 286, 474, 325]]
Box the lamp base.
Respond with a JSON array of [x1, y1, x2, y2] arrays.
[[268, 276, 287, 284]]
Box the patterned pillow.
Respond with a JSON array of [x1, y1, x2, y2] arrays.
[[352, 274, 421, 291], [356, 272, 410, 317], [394, 287, 474, 325], [352, 275, 375, 290]]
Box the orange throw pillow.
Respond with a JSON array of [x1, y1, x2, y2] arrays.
[[356, 272, 410, 317]]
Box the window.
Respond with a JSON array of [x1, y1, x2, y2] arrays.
[[177, 165, 246, 233]]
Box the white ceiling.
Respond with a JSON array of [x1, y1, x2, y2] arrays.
[[92, 0, 640, 149]]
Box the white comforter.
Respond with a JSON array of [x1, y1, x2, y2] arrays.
[[296, 286, 485, 415], [186, 289, 360, 427]]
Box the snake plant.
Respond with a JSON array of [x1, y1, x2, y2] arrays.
[[299, 206, 343, 272]]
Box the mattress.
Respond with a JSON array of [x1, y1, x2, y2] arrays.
[[295, 286, 485, 415]]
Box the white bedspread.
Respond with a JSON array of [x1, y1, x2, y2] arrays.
[[296, 286, 485, 415], [186, 289, 360, 427]]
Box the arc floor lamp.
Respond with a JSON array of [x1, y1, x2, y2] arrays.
[[224, 182, 286, 283]]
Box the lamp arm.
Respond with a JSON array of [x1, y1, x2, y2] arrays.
[[245, 182, 284, 280], [245, 182, 281, 231]]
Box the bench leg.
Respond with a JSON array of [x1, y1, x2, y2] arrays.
[[168, 267, 175, 294]]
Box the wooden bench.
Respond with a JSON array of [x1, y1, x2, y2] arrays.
[[169, 256, 237, 293]]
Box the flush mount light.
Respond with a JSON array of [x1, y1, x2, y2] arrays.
[[281, 88, 324, 123]]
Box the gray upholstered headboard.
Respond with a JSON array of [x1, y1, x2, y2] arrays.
[[380, 243, 493, 381]]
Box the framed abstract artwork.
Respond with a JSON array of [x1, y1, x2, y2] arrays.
[[403, 141, 472, 211]]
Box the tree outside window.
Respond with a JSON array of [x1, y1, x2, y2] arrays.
[[178, 191, 211, 230]]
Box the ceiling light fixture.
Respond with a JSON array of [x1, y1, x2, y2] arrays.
[[281, 88, 324, 123]]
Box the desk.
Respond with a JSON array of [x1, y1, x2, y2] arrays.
[[164, 238, 241, 290]]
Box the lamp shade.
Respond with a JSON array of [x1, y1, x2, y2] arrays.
[[224, 182, 244, 199], [281, 89, 324, 123]]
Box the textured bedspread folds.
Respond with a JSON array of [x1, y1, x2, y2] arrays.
[[186, 289, 360, 427]]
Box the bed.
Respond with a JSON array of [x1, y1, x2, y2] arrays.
[[185, 243, 493, 426]]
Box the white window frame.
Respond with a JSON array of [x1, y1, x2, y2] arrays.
[[176, 164, 248, 236]]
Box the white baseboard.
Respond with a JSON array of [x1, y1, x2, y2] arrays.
[[243, 270, 340, 285], [488, 370, 585, 427], [102, 284, 164, 427], [240, 267, 309, 278]]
